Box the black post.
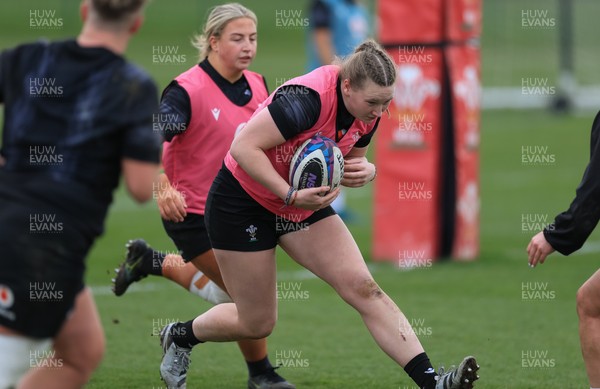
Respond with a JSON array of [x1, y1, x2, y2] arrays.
[[552, 0, 575, 113]]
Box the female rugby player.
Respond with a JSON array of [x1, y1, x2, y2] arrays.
[[111, 3, 293, 388], [159, 40, 480, 389]]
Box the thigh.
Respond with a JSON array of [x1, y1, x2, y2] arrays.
[[52, 288, 104, 369], [278, 215, 375, 296], [212, 248, 278, 324], [190, 250, 226, 291]]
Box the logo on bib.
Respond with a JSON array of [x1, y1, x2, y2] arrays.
[[211, 108, 221, 121]]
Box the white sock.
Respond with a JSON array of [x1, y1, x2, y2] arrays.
[[0, 334, 51, 389], [189, 271, 232, 305]]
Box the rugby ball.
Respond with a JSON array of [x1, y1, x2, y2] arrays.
[[289, 135, 344, 194]]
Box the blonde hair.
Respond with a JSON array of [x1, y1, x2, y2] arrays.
[[192, 3, 257, 60], [337, 40, 396, 89], [89, 0, 147, 23]]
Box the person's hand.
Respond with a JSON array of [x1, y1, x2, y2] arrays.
[[292, 186, 340, 211], [341, 157, 376, 188], [527, 231, 555, 267], [156, 174, 187, 222], [0, 154, 5, 167]]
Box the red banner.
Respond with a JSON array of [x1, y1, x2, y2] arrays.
[[446, 0, 482, 42], [378, 0, 444, 44], [447, 44, 480, 260], [374, 0, 481, 263], [373, 48, 443, 264]]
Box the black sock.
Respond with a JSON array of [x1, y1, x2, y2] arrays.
[[247, 356, 275, 377], [171, 320, 203, 349], [140, 248, 164, 276], [404, 352, 436, 389]]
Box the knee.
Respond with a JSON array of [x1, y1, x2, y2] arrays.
[[241, 316, 277, 339], [576, 284, 600, 319], [248, 325, 274, 339], [339, 278, 385, 307]]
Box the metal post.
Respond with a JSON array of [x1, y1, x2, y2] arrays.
[[552, 0, 575, 113]]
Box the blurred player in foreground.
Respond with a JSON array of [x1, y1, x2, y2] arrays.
[[528, 111, 600, 389], [0, 0, 160, 388], [111, 3, 294, 388], [158, 39, 480, 389]]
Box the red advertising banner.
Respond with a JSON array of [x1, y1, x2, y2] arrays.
[[446, 0, 482, 42], [447, 44, 480, 260], [373, 47, 443, 265], [375, 0, 481, 263], [378, 0, 444, 45]]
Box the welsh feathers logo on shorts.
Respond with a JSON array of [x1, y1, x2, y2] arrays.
[[0, 285, 14, 309], [246, 225, 258, 242]]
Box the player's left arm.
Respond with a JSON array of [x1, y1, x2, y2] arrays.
[[122, 159, 159, 203], [341, 119, 379, 187]]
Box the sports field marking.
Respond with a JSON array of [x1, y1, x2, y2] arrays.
[[90, 265, 398, 296], [90, 269, 319, 296]]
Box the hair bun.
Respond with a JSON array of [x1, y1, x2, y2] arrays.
[[338, 39, 396, 88], [354, 39, 380, 54]]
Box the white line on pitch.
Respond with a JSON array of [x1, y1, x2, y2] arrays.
[[90, 269, 319, 296]]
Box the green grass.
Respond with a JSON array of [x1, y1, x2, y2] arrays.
[[2, 1, 600, 388], [482, 0, 600, 86]]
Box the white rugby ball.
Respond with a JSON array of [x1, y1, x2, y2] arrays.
[[289, 135, 344, 194]]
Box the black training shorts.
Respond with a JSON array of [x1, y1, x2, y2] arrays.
[[0, 198, 92, 338], [162, 213, 212, 262], [205, 165, 336, 252]]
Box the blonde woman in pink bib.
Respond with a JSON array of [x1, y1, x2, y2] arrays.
[[111, 3, 294, 389]]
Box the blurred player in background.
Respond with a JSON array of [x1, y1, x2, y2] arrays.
[[528, 111, 600, 389], [111, 3, 294, 388], [158, 39, 479, 389], [306, 0, 370, 221], [0, 0, 160, 388]]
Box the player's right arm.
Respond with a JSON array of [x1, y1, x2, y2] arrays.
[[154, 81, 191, 222], [230, 87, 338, 210], [528, 110, 600, 266], [527, 231, 555, 267], [156, 171, 187, 222]]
